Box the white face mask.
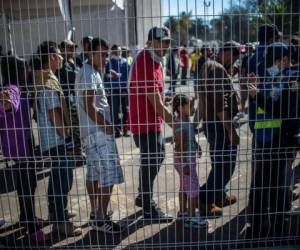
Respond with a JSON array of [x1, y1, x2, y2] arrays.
[[267, 65, 280, 77], [111, 55, 121, 61], [147, 46, 164, 64]]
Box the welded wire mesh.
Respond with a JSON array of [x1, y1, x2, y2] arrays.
[[0, 0, 300, 249]]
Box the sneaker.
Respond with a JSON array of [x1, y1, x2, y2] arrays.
[[52, 221, 82, 237], [143, 207, 173, 223], [0, 218, 5, 227], [184, 217, 208, 229], [215, 194, 237, 208], [29, 230, 49, 242], [135, 195, 156, 208], [177, 211, 188, 219], [92, 217, 124, 234]]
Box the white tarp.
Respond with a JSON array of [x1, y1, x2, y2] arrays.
[[58, 0, 73, 40]]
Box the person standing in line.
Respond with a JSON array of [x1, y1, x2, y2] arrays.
[[105, 44, 130, 137], [34, 41, 82, 236], [197, 41, 240, 216], [0, 56, 49, 242], [180, 46, 189, 85], [172, 94, 208, 229], [129, 26, 173, 221], [76, 38, 124, 233], [166, 46, 180, 93]]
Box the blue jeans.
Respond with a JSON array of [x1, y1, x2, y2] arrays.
[[200, 123, 237, 204], [43, 145, 75, 222]]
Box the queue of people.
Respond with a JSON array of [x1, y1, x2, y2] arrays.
[[0, 23, 299, 243]]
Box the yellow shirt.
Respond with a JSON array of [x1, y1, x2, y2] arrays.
[[191, 53, 201, 72]]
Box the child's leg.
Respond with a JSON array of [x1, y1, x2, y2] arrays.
[[188, 197, 198, 217], [98, 185, 114, 218], [179, 187, 188, 213]]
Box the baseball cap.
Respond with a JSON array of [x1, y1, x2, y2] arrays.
[[60, 40, 77, 49], [264, 42, 289, 67], [148, 27, 172, 41]]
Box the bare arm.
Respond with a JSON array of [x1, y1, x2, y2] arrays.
[[48, 107, 69, 139], [147, 92, 173, 127], [83, 90, 113, 134]]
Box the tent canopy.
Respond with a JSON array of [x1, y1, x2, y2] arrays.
[[0, 0, 122, 20]]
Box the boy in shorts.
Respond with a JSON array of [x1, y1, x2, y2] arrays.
[[76, 38, 124, 234]]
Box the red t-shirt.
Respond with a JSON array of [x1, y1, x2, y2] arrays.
[[129, 50, 164, 135], [180, 51, 189, 69]]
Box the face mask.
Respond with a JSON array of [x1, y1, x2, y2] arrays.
[[111, 55, 121, 61], [267, 65, 280, 77], [147, 46, 163, 64]]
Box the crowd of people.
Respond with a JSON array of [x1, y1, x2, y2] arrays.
[[0, 23, 299, 243]]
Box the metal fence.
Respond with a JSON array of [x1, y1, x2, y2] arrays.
[[0, 0, 300, 249]]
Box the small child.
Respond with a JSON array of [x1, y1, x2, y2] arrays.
[[173, 94, 208, 229]]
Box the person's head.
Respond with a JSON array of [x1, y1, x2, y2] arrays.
[[88, 38, 109, 70], [171, 46, 179, 54], [218, 41, 240, 69], [60, 40, 77, 60], [265, 42, 291, 77], [36, 41, 63, 72], [111, 44, 122, 58], [201, 46, 212, 58], [172, 94, 195, 118], [81, 36, 93, 52], [258, 24, 281, 45], [121, 47, 129, 58], [245, 43, 254, 54], [1, 55, 27, 86], [147, 26, 172, 57]]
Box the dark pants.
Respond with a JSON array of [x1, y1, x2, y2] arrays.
[[248, 140, 293, 236], [43, 145, 74, 222], [200, 123, 237, 204], [108, 90, 129, 131], [181, 68, 188, 85], [133, 132, 165, 211], [169, 74, 178, 93], [14, 161, 39, 234], [67, 96, 82, 155]]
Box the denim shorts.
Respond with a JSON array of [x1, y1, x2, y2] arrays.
[[82, 132, 124, 187]]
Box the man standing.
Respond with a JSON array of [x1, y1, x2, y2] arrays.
[[57, 40, 82, 160], [166, 46, 180, 94], [198, 41, 240, 215], [76, 38, 124, 233], [105, 44, 130, 137], [76, 36, 93, 68], [180, 46, 189, 85], [129, 27, 173, 220]]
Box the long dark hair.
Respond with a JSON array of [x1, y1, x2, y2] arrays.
[[172, 94, 189, 115]]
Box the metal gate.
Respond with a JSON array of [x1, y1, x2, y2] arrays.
[[0, 0, 299, 249]]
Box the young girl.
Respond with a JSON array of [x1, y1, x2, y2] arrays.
[[173, 94, 208, 229]]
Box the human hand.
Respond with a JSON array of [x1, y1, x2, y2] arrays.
[[0, 90, 12, 110]]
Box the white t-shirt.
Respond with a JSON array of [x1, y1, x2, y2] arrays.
[[75, 63, 111, 139]]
